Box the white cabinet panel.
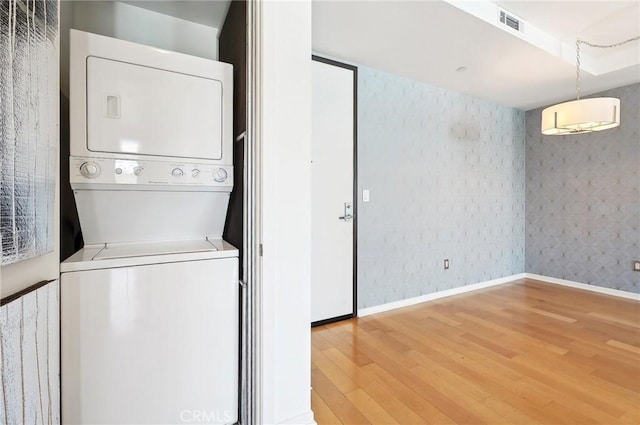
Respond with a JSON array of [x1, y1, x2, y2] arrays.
[[0, 300, 24, 424], [47, 283, 60, 424], [61, 258, 238, 424], [21, 293, 41, 424], [0, 281, 60, 425]]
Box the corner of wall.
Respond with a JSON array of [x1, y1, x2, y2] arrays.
[[524, 83, 640, 294]]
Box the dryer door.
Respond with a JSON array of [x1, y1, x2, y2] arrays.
[[86, 57, 223, 160]]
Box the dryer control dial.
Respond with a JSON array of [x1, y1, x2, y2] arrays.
[[80, 162, 100, 178], [192, 169, 201, 178], [133, 166, 144, 176], [213, 168, 228, 183], [171, 168, 184, 177]]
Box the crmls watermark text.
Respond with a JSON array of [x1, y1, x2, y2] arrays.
[[180, 409, 234, 423]]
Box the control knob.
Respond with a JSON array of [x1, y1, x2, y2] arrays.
[[171, 168, 184, 177], [213, 168, 228, 183], [192, 169, 200, 178], [133, 166, 144, 176], [80, 162, 100, 178]]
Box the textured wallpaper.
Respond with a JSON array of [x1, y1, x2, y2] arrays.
[[358, 66, 526, 309], [525, 84, 640, 293]]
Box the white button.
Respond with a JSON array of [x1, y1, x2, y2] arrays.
[[85, 164, 98, 175], [214, 168, 228, 183], [115, 168, 123, 175], [192, 169, 200, 178], [80, 162, 100, 178], [172, 168, 184, 177], [133, 166, 144, 176]]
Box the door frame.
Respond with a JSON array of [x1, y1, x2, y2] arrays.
[[245, 1, 261, 423], [310, 55, 358, 327]]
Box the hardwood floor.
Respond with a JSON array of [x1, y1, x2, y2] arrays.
[[311, 279, 640, 424]]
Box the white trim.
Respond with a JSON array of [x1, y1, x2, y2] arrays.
[[358, 273, 526, 317], [278, 410, 316, 425], [357, 273, 640, 318], [524, 273, 640, 301], [246, 1, 262, 424]]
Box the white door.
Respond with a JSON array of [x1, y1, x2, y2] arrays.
[[311, 58, 356, 324]]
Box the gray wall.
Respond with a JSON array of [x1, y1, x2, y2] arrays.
[[357, 66, 526, 309], [525, 83, 640, 293]]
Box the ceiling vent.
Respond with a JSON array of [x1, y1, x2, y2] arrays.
[[498, 8, 522, 32]]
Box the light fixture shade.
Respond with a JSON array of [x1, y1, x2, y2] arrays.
[[541, 97, 620, 135]]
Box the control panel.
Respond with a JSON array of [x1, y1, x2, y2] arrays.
[[70, 156, 233, 189]]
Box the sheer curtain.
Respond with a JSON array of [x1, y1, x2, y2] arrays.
[[0, 0, 58, 266]]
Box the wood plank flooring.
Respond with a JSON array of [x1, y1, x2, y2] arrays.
[[311, 279, 640, 424]]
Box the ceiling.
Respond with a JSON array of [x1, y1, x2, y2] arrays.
[[494, 1, 639, 46], [122, 1, 231, 29], [312, 1, 640, 110]]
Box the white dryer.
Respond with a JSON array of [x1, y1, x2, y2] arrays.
[[61, 30, 238, 424]]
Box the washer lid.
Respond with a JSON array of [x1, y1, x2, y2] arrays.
[[93, 239, 217, 261], [61, 239, 238, 273]]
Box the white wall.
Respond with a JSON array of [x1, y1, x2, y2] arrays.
[[259, 0, 315, 424], [60, 1, 220, 96]]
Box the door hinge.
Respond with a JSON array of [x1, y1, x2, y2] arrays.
[[259, 244, 263, 257]]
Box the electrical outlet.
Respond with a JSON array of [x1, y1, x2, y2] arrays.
[[444, 259, 450, 270], [634, 261, 640, 272]]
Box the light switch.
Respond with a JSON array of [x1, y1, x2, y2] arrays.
[[363, 189, 370, 203]]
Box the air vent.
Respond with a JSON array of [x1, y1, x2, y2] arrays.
[[498, 8, 522, 32]]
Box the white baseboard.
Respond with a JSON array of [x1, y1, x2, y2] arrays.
[[357, 273, 527, 317], [278, 410, 316, 425], [357, 273, 639, 318], [524, 273, 640, 301]]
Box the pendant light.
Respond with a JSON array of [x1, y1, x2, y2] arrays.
[[541, 36, 640, 135]]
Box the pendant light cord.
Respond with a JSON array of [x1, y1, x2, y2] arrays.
[[575, 35, 640, 100]]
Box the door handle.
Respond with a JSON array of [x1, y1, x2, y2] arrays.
[[338, 202, 353, 222]]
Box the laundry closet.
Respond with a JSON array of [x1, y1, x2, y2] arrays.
[[58, 2, 247, 424]]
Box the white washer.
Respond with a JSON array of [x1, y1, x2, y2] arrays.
[[61, 240, 238, 424], [62, 30, 238, 424]]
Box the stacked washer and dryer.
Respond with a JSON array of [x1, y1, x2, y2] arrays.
[[61, 30, 239, 424]]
